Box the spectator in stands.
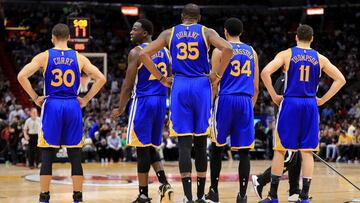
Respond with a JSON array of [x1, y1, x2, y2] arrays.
[[107, 130, 122, 162], [9, 115, 21, 165], [23, 108, 41, 169], [348, 120, 357, 137], [336, 129, 353, 162], [325, 128, 338, 162]]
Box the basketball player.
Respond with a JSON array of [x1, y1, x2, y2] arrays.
[[259, 24, 346, 203], [252, 74, 302, 202], [139, 4, 233, 203], [17, 23, 106, 203], [204, 18, 259, 203], [111, 19, 173, 203]]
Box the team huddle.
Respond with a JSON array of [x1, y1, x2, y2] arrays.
[[17, 3, 346, 203]]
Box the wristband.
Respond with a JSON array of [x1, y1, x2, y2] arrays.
[[215, 72, 222, 79], [158, 75, 165, 81]]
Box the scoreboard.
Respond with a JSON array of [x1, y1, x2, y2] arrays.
[[67, 17, 90, 51]]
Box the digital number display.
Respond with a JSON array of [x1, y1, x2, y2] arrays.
[[67, 17, 90, 42]]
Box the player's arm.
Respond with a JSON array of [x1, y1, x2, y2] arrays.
[[252, 49, 260, 107], [111, 48, 139, 119], [205, 28, 233, 84], [78, 54, 107, 108], [17, 52, 47, 107], [317, 54, 346, 106], [211, 48, 222, 98], [139, 29, 172, 87], [261, 49, 288, 106]]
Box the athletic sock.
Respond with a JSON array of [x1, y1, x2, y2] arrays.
[[197, 177, 206, 199], [182, 177, 192, 201], [156, 170, 168, 184], [239, 152, 250, 198], [139, 186, 148, 197], [300, 177, 312, 199], [269, 174, 281, 199]]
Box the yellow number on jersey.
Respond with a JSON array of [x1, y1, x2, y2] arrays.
[[230, 60, 251, 77], [148, 62, 168, 80], [299, 65, 310, 82], [50, 68, 76, 87], [176, 42, 199, 60]]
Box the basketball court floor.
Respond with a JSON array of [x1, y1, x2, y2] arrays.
[[0, 161, 359, 203]]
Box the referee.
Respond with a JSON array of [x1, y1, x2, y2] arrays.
[[23, 108, 41, 169], [251, 74, 302, 202]]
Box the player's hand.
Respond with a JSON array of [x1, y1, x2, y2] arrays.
[[316, 97, 325, 106], [160, 76, 173, 88], [271, 94, 283, 106], [211, 82, 218, 99], [209, 72, 221, 86], [77, 97, 89, 108], [111, 108, 125, 119], [34, 96, 48, 107]]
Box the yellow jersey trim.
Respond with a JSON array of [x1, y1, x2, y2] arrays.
[[168, 27, 175, 49], [42, 50, 49, 76], [136, 46, 143, 69], [37, 129, 61, 148], [231, 142, 255, 150], [75, 51, 82, 73], [284, 48, 291, 72], [169, 120, 211, 137], [202, 26, 209, 49], [62, 136, 85, 148]]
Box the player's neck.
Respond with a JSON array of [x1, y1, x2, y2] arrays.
[[296, 41, 311, 49], [182, 20, 197, 25], [53, 42, 70, 50], [227, 36, 241, 43], [139, 37, 152, 44]]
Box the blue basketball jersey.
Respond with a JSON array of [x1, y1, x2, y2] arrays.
[[218, 42, 255, 96], [284, 47, 321, 97], [169, 24, 210, 77], [133, 43, 171, 98], [44, 49, 80, 98]]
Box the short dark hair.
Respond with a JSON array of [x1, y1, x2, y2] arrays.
[[52, 23, 70, 40], [224, 17, 243, 36], [297, 24, 313, 42], [182, 3, 200, 19], [136, 18, 154, 35]]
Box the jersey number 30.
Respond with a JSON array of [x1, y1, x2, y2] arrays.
[[51, 68, 76, 87], [230, 60, 251, 77]]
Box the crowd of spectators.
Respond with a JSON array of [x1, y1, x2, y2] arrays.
[[0, 3, 359, 166]]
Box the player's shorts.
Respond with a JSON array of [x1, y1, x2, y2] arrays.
[[274, 97, 319, 152], [127, 96, 166, 147], [169, 75, 212, 137], [212, 94, 255, 150], [38, 97, 84, 148]]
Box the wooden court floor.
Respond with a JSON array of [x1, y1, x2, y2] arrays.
[[0, 160, 359, 203]]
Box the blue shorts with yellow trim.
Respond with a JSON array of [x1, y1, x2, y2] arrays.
[[127, 96, 166, 147], [212, 94, 254, 149], [39, 97, 84, 148], [275, 97, 319, 152], [169, 75, 211, 137]]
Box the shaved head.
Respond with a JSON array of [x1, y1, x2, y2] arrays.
[[182, 3, 201, 19]]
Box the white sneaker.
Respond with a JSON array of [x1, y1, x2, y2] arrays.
[[251, 175, 262, 199], [288, 193, 299, 202]]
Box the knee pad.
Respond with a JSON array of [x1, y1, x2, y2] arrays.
[[149, 147, 161, 164], [194, 136, 207, 172], [40, 148, 55, 176], [67, 148, 83, 176], [136, 147, 151, 173], [178, 136, 193, 173]]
